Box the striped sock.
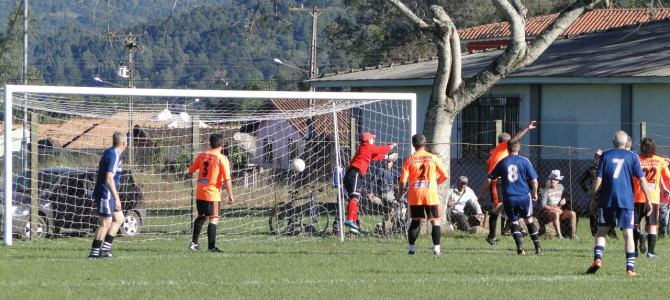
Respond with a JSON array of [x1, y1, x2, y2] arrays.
[[625, 252, 636, 271], [90, 239, 102, 257], [594, 245, 604, 260], [102, 235, 115, 252]]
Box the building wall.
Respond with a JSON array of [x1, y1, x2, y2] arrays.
[[254, 119, 304, 170], [540, 84, 622, 158], [631, 84, 670, 153]]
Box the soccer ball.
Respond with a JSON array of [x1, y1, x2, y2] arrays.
[[290, 158, 306, 173]]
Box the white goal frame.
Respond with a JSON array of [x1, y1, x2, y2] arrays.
[[3, 84, 416, 246]]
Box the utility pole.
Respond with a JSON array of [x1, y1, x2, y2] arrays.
[[102, 31, 142, 166], [289, 5, 330, 88]]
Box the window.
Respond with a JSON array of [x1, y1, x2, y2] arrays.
[[263, 138, 274, 163], [460, 96, 520, 159], [288, 138, 299, 160]]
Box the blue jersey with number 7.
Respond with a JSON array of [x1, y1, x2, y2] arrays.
[[489, 155, 538, 198], [596, 148, 644, 209]]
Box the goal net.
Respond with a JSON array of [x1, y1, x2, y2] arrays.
[[2, 85, 415, 245]]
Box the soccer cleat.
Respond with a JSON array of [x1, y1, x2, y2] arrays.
[[100, 251, 113, 258], [344, 220, 361, 231], [87, 254, 101, 259], [646, 252, 659, 259], [433, 250, 441, 256], [535, 247, 543, 256], [344, 220, 363, 235], [639, 235, 647, 254], [586, 259, 602, 274], [208, 247, 223, 253], [408, 245, 416, 255], [625, 270, 639, 276], [188, 242, 200, 251], [486, 236, 497, 245], [517, 249, 527, 256]]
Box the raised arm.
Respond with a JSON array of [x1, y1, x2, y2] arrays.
[[511, 121, 537, 143]]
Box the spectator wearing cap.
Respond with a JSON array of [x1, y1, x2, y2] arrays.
[[447, 176, 483, 233], [342, 131, 397, 235], [539, 170, 577, 239]]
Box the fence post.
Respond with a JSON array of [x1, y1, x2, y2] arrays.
[[567, 145, 573, 212], [495, 120, 502, 145], [640, 122, 647, 140], [30, 112, 39, 239], [191, 115, 200, 224]]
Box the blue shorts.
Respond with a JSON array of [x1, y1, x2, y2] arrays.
[[95, 194, 115, 217], [597, 207, 634, 229], [502, 194, 533, 222]]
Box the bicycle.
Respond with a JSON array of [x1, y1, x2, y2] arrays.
[[268, 186, 330, 236]]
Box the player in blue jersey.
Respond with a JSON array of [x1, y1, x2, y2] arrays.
[[482, 140, 542, 255], [88, 132, 127, 258], [586, 131, 652, 276]]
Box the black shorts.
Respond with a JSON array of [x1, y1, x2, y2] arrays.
[[409, 205, 440, 220], [344, 168, 362, 199], [196, 200, 220, 218], [634, 203, 659, 226]]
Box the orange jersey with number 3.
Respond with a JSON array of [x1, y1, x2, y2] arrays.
[[188, 148, 231, 202], [634, 154, 670, 204], [400, 150, 448, 206]]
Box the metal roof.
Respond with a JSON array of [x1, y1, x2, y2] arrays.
[[311, 19, 670, 87]]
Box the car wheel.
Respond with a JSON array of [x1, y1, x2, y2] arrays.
[[120, 210, 141, 236], [21, 216, 48, 240]]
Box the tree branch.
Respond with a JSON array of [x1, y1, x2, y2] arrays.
[[492, 0, 526, 48], [387, 0, 431, 30], [516, 0, 601, 69], [510, 0, 528, 18], [430, 5, 462, 96]]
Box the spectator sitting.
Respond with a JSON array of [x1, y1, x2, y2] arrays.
[[447, 176, 483, 233], [539, 170, 577, 239]]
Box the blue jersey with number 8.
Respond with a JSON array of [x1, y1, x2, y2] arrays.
[[596, 148, 644, 209], [489, 155, 538, 199]]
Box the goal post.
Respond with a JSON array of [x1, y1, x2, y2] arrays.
[[2, 84, 416, 246]]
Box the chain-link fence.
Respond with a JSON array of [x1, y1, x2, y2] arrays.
[[447, 142, 596, 216]]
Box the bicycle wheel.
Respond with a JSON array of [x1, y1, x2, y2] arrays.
[[299, 204, 330, 236], [268, 206, 292, 235]]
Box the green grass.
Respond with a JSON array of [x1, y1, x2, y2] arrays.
[[1, 220, 669, 299]]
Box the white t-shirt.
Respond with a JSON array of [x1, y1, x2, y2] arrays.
[[448, 186, 482, 215], [541, 183, 564, 207]]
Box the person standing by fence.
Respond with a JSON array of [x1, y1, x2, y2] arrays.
[[480, 121, 536, 245]]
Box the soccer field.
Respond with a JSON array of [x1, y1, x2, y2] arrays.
[[1, 222, 669, 299]]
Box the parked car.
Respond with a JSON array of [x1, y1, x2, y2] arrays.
[[1, 167, 145, 239]]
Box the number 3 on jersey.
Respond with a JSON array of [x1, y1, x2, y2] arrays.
[[507, 164, 519, 182]]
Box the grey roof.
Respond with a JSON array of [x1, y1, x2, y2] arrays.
[[312, 19, 670, 86]]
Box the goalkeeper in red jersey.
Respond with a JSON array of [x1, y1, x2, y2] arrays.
[[342, 132, 397, 235]]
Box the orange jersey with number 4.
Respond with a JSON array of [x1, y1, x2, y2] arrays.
[[634, 154, 670, 204], [188, 149, 231, 202], [400, 150, 448, 206]]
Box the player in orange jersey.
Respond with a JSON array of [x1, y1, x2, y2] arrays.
[[480, 121, 537, 245], [399, 134, 448, 255], [632, 137, 670, 258], [186, 133, 235, 253]]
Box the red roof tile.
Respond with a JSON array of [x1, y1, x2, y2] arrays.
[[458, 8, 670, 40]]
